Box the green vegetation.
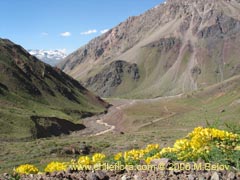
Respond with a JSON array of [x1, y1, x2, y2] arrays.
[[0, 38, 108, 140], [1, 75, 240, 173], [8, 127, 240, 176]]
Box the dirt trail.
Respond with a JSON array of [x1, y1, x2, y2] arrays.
[[75, 94, 183, 137], [137, 112, 176, 129], [91, 99, 136, 136], [91, 119, 115, 136]]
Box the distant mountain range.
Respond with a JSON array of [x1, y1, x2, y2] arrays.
[[58, 0, 240, 98], [28, 49, 67, 66]]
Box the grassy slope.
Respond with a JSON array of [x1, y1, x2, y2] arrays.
[[122, 75, 240, 132], [0, 38, 108, 140], [0, 91, 105, 140]]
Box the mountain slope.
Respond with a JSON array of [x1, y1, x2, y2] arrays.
[[0, 38, 109, 140], [58, 0, 240, 98]]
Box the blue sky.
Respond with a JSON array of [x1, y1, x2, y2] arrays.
[[0, 0, 164, 54]]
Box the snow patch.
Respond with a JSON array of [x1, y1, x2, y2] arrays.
[[28, 49, 67, 66]]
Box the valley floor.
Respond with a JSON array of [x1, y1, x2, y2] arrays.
[[1, 89, 240, 173], [76, 94, 183, 137]]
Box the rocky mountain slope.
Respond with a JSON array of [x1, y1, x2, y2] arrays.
[[58, 0, 240, 98], [0, 38, 108, 140]]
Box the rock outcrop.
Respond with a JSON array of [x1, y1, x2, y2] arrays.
[[85, 60, 140, 97]]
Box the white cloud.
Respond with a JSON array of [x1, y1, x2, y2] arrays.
[[57, 48, 67, 54], [41, 32, 48, 36], [28, 49, 67, 66], [80, 29, 97, 35], [100, 29, 109, 34], [60, 32, 71, 37]]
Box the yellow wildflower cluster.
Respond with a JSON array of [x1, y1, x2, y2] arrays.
[[113, 144, 160, 165], [172, 127, 239, 161], [160, 147, 176, 155], [13, 127, 239, 175], [145, 152, 161, 165], [145, 144, 160, 151], [15, 164, 39, 175], [114, 152, 123, 161], [112, 128, 239, 164], [77, 156, 91, 165], [92, 153, 106, 164], [44, 161, 68, 173], [76, 153, 106, 166]]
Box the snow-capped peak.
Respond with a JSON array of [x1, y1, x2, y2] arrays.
[[28, 49, 67, 66]]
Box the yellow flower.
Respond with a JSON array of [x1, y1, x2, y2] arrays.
[[15, 164, 39, 175], [92, 153, 106, 164], [174, 139, 190, 151], [160, 147, 176, 155], [172, 126, 239, 161], [145, 157, 154, 165], [145, 144, 160, 152], [114, 152, 123, 161], [78, 156, 91, 165], [44, 161, 67, 173]]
